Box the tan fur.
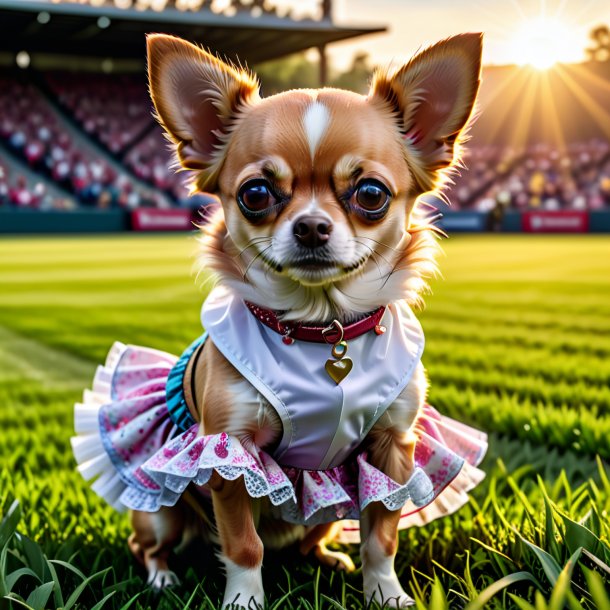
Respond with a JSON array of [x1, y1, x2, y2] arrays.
[[300, 522, 356, 572], [129, 504, 187, 588], [139, 32, 483, 608]]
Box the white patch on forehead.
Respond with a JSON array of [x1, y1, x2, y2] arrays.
[[305, 197, 320, 214], [303, 101, 330, 161]]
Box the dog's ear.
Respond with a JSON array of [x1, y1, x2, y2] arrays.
[[147, 34, 260, 190], [369, 33, 482, 194]]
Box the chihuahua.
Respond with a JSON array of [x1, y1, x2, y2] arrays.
[[74, 32, 484, 609]]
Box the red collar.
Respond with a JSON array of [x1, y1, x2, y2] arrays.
[[245, 301, 386, 344]]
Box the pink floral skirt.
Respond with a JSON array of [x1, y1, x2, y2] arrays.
[[72, 342, 488, 539]]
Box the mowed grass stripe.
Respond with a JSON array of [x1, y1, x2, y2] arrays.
[[0, 325, 94, 385], [0, 234, 197, 262], [0, 281, 201, 308], [430, 385, 609, 458], [425, 323, 610, 357], [431, 365, 610, 412], [424, 344, 610, 387], [421, 304, 610, 335], [0, 264, 195, 285], [431, 234, 610, 281]]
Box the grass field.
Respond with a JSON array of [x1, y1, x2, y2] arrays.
[[1, 234, 609, 610]]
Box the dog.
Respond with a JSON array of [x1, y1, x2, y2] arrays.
[[72, 32, 487, 609]]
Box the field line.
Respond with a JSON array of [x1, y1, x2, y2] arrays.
[[0, 325, 94, 386]]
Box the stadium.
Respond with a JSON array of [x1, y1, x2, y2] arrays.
[[0, 1, 609, 609]]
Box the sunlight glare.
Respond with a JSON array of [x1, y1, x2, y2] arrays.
[[512, 18, 572, 70]]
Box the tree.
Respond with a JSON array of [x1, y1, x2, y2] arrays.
[[254, 50, 375, 94], [254, 53, 319, 95], [330, 52, 373, 94], [586, 25, 610, 62]]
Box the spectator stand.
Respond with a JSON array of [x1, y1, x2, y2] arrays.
[[0, 146, 76, 210], [0, 69, 172, 210], [42, 71, 201, 206], [45, 72, 152, 156]]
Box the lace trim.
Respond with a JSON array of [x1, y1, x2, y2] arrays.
[[127, 426, 443, 521]]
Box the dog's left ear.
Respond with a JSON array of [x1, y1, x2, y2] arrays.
[[147, 34, 260, 191], [369, 33, 482, 194]]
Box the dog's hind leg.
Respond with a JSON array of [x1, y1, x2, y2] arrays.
[[299, 523, 355, 572], [129, 504, 185, 590]]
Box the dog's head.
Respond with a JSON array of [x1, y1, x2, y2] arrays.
[[147, 33, 482, 321]]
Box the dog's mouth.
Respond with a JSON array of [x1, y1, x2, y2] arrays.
[[257, 248, 369, 286], [241, 234, 375, 286]]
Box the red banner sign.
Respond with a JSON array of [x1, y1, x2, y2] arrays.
[[522, 211, 589, 233], [131, 208, 193, 231]]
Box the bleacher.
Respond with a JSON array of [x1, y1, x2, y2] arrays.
[[453, 139, 610, 212], [0, 71, 170, 209], [2, 66, 610, 216], [0, 0, 384, 221], [0, 1, 608, 232]]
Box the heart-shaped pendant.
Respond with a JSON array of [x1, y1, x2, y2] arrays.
[[325, 356, 353, 384]]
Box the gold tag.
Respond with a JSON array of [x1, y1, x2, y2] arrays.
[[325, 357, 353, 384], [322, 321, 354, 384]]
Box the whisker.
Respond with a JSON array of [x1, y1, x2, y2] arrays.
[[352, 239, 384, 280], [355, 235, 402, 254], [234, 237, 273, 260], [353, 238, 395, 269], [242, 244, 274, 281]]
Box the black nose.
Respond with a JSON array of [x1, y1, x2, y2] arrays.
[[293, 215, 333, 249]]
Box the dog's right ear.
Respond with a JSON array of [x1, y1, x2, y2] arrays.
[[147, 34, 260, 190]]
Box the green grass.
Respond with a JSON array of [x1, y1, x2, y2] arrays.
[[0, 234, 609, 609]]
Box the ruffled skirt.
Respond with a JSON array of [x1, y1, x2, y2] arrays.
[[72, 342, 487, 539]]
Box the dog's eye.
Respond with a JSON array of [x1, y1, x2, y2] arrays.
[[238, 179, 277, 214], [352, 179, 391, 219]]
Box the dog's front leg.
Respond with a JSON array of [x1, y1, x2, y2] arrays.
[[208, 472, 264, 609], [360, 364, 426, 607], [360, 427, 416, 608]]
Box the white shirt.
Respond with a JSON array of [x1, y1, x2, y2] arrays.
[[202, 287, 425, 471]]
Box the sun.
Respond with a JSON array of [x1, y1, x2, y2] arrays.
[[512, 17, 571, 70]]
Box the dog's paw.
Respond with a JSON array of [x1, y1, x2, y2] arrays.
[[147, 568, 180, 590], [363, 566, 414, 608], [221, 557, 264, 610], [222, 596, 264, 610], [314, 547, 356, 573], [367, 590, 415, 608]]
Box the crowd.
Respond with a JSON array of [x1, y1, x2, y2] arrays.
[[46, 72, 152, 155], [1, 70, 609, 213], [0, 74, 166, 209], [451, 139, 610, 212], [0, 161, 71, 209], [47, 72, 190, 202], [123, 129, 191, 202]]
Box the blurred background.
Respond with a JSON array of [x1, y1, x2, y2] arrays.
[[0, 0, 609, 234]]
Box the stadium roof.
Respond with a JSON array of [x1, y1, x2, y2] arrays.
[[0, 0, 386, 64]]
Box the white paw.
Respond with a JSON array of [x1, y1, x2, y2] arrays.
[[366, 586, 415, 608], [147, 568, 180, 590], [362, 549, 413, 608], [221, 556, 264, 609], [223, 597, 264, 610]]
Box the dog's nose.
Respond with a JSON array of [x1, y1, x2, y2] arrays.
[[293, 215, 333, 249]]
